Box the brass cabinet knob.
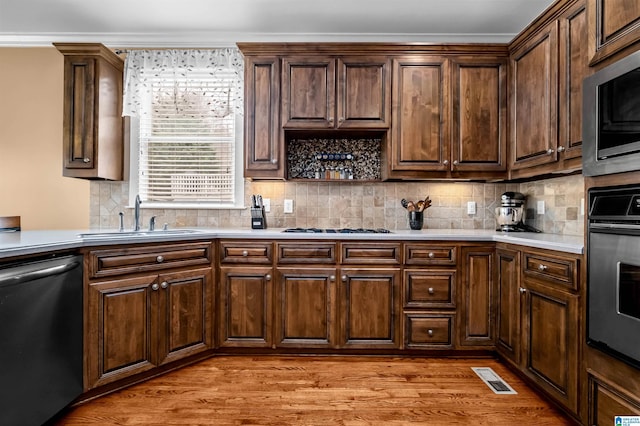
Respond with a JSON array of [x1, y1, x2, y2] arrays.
[[428, 287, 435, 294], [557, 146, 566, 152], [427, 329, 434, 337], [443, 160, 449, 165], [341, 275, 347, 282], [329, 275, 336, 281], [83, 157, 90, 163], [265, 274, 272, 281], [453, 160, 459, 166], [242, 250, 249, 257], [547, 148, 555, 155], [160, 281, 168, 289], [151, 283, 160, 291], [156, 255, 164, 263], [428, 252, 435, 258], [538, 264, 547, 271], [519, 287, 526, 294]]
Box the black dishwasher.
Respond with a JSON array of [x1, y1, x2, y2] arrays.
[[0, 254, 83, 426]]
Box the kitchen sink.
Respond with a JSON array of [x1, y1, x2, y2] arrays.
[[78, 229, 205, 239]]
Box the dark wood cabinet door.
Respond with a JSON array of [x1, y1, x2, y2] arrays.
[[218, 266, 273, 348], [86, 275, 158, 389], [588, 0, 640, 65], [451, 57, 507, 173], [274, 268, 337, 348], [55, 44, 124, 181], [522, 280, 579, 414], [558, 1, 588, 162], [244, 56, 283, 178], [157, 268, 213, 365], [390, 56, 450, 173], [339, 268, 401, 349], [282, 57, 335, 128], [336, 57, 391, 128], [458, 247, 495, 346], [496, 247, 521, 364], [510, 22, 559, 171]]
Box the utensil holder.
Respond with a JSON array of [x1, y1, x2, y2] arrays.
[[408, 211, 424, 230], [251, 207, 267, 229]]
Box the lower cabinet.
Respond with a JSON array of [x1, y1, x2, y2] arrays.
[[218, 266, 273, 348], [274, 267, 337, 348], [496, 244, 581, 417], [588, 372, 640, 425], [86, 267, 213, 389], [458, 246, 495, 346], [339, 267, 401, 349]]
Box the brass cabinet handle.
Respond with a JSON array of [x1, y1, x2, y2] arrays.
[[151, 283, 160, 291], [156, 255, 164, 263]]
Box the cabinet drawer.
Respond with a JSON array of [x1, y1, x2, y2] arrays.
[[88, 242, 212, 278], [404, 270, 456, 308], [589, 373, 640, 425], [276, 242, 336, 264], [341, 242, 401, 265], [219, 241, 272, 264], [523, 250, 579, 291], [405, 314, 454, 348], [404, 244, 456, 266]]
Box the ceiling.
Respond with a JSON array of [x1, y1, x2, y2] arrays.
[[0, 0, 556, 47]]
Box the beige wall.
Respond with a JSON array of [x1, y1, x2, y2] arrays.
[[0, 47, 90, 230]]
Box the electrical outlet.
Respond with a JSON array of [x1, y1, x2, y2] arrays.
[[537, 200, 545, 215], [467, 201, 476, 215], [283, 199, 294, 214], [262, 198, 271, 212]]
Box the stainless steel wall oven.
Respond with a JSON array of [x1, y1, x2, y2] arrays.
[[588, 185, 640, 368]]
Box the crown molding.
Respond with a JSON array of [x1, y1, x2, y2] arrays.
[[0, 31, 517, 48]]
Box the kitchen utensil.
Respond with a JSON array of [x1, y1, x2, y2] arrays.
[[409, 211, 424, 230]]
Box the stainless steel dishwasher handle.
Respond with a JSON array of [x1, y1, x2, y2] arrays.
[[0, 261, 80, 288]]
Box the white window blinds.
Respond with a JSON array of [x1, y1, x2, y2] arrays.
[[123, 49, 244, 207]]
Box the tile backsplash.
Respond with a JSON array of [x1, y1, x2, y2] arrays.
[[91, 174, 585, 236]]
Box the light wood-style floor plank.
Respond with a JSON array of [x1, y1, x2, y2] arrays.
[[55, 356, 573, 425]]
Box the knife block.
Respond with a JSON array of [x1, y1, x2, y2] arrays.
[[251, 207, 267, 229]]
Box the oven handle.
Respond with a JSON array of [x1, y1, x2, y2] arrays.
[[589, 222, 640, 235]]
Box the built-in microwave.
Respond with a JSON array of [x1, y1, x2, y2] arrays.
[[583, 49, 640, 176]]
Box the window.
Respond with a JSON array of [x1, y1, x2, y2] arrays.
[[123, 49, 244, 208]]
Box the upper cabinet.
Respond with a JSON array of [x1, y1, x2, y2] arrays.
[[243, 56, 283, 179], [54, 43, 124, 181], [281, 56, 391, 129], [508, 0, 588, 179], [387, 51, 507, 180], [588, 0, 640, 65], [389, 56, 450, 175]]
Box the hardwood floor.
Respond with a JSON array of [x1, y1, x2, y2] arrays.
[[55, 356, 573, 425]]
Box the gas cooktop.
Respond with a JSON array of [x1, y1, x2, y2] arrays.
[[283, 227, 392, 234]]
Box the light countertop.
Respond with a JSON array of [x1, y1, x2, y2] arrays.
[[0, 228, 584, 260]]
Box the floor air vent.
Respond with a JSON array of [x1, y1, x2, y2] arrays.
[[472, 367, 517, 394]]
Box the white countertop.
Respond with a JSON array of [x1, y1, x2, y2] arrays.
[[0, 227, 584, 259]]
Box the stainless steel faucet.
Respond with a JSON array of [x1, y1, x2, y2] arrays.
[[134, 195, 142, 231]]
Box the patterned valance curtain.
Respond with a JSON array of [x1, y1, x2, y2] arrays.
[[122, 48, 244, 118]]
